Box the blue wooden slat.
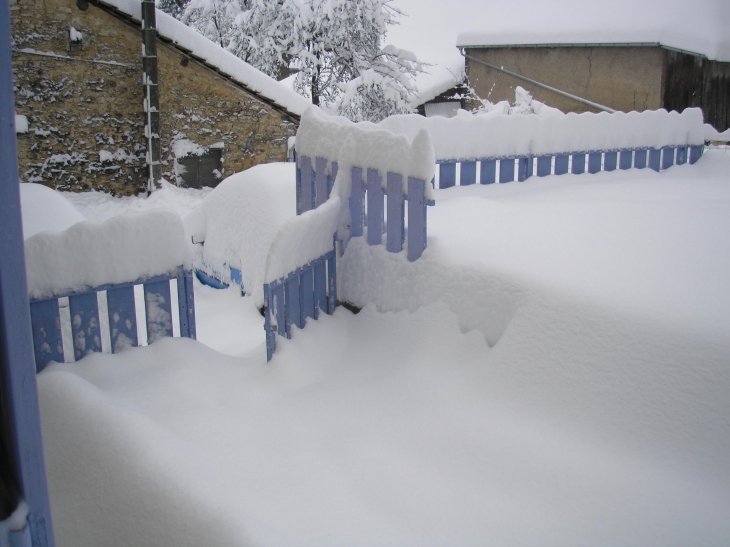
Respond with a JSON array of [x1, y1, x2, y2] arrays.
[[588, 152, 602, 174], [300, 155, 314, 213], [619, 149, 633, 170], [571, 153, 586, 174], [350, 167, 365, 238], [536, 156, 551, 177], [69, 292, 102, 361], [264, 284, 276, 361], [439, 162, 456, 188], [326, 251, 337, 315], [604, 151, 618, 171], [313, 258, 327, 318], [106, 285, 138, 353], [648, 148, 661, 172], [661, 146, 675, 170], [29, 299, 63, 372], [555, 154, 569, 175], [689, 145, 702, 164], [143, 279, 173, 344], [315, 156, 328, 208], [183, 270, 196, 340], [676, 146, 688, 165], [480, 159, 496, 184], [367, 168, 384, 246], [271, 281, 285, 337], [460, 161, 476, 185], [386, 172, 405, 253], [299, 264, 314, 321], [517, 157, 532, 181], [328, 161, 338, 197], [285, 270, 301, 334], [407, 177, 427, 262], [499, 158, 515, 183], [295, 162, 302, 215], [634, 149, 647, 169]]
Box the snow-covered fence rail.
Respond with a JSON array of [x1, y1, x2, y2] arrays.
[[25, 210, 195, 371]]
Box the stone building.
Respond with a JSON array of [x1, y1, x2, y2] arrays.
[[11, 0, 309, 195]]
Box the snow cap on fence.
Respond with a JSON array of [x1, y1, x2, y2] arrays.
[[25, 209, 187, 300]]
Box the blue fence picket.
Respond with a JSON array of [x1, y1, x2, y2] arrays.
[[285, 270, 302, 335], [299, 264, 314, 321], [555, 154, 569, 175], [439, 162, 456, 189], [407, 177, 427, 261], [676, 146, 688, 165], [619, 150, 633, 170], [314, 257, 327, 318], [604, 151, 618, 171], [326, 251, 337, 315], [480, 159, 496, 184], [300, 155, 314, 213], [689, 145, 702, 164], [106, 285, 137, 353], [499, 158, 515, 183], [315, 156, 328, 207], [367, 168, 384, 246], [571, 153, 586, 174], [661, 146, 675, 170], [588, 152, 602, 174], [182, 270, 196, 339], [518, 157, 533, 181], [350, 167, 365, 238], [634, 149, 647, 169], [328, 161, 338, 197], [271, 281, 285, 337], [69, 292, 102, 361], [386, 173, 405, 253], [143, 279, 172, 344], [264, 284, 276, 361], [29, 299, 63, 372], [648, 148, 661, 172], [460, 161, 476, 185], [537, 155, 552, 177], [295, 161, 302, 215]]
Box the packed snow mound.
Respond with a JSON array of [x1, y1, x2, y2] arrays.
[[26, 209, 187, 300], [183, 163, 296, 308], [20, 183, 86, 239]]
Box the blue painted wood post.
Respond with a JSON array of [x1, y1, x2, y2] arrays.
[[536, 155, 552, 177], [315, 156, 328, 208], [588, 152, 602, 174], [326, 251, 337, 315], [604, 151, 618, 171], [143, 279, 173, 344], [313, 258, 327, 319], [29, 300, 63, 372], [284, 270, 301, 335], [439, 162, 456, 189], [460, 161, 476, 185], [299, 263, 314, 322], [555, 154, 569, 175], [689, 145, 703, 164], [300, 155, 314, 213], [366, 168, 384, 246], [407, 177, 427, 262], [69, 292, 102, 361], [571, 153, 586, 174], [106, 286, 138, 353], [264, 284, 276, 361], [480, 159, 496, 184], [182, 270, 196, 339], [0, 0, 57, 539], [271, 281, 286, 337], [648, 148, 661, 172], [517, 157, 532, 181], [676, 146, 688, 165], [499, 158, 515, 183], [661, 146, 675, 170], [619, 149, 633, 170], [386, 173, 405, 253], [634, 149, 647, 169], [295, 160, 302, 215], [349, 167, 365, 238]]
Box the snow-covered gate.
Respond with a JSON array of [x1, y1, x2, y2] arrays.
[[263, 108, 436, 361]]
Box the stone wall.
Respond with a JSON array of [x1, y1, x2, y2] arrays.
[[11, 0, 299, 195], [465, 46, 665, 114]]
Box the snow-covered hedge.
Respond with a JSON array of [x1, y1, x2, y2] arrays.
[[26, 209, 187, 300]]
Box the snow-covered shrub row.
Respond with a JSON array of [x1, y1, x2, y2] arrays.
[[378, 107, 706, 161], [26, 209, 187, 300]]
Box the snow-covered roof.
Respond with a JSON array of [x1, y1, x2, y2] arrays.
[[456, 0, 730, 62], [98, 0, 311, 116], [411, 58, 466, 107]]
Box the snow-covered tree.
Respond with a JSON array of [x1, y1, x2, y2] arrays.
[[157, 0, 190, 19]]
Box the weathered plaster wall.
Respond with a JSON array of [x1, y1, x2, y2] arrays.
[[11, 0, 299, 195], [465, 46, 665, 114]]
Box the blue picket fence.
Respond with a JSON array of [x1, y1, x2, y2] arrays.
[[435, 144, 705, 188], [29, 267, 196, 372]]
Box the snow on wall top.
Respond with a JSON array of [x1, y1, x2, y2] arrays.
[[456, 0, 730, 62], [26, 209, 187, 300], [102, 0, 311, 116]]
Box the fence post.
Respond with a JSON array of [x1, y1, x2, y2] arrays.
[[300, 155, 314, 212], [407, 177, 427, 261], [264, 283, 276, 361], [386, 173, 405, 253], [326, 251, 337, 315], [367, 168, 384, 246], [350, 167, 365, 238], [315, 156, 328, 208]]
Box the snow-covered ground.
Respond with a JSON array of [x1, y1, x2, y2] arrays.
[[30, 149, 730, 546]]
